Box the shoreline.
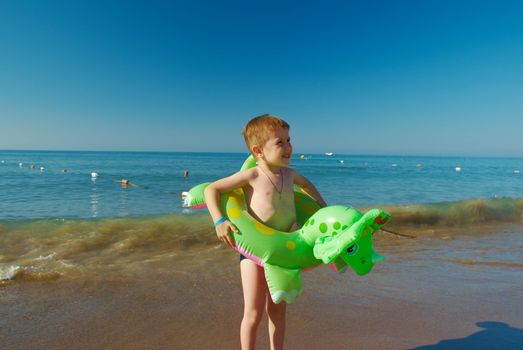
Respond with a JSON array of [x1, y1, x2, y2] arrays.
[[2, 228, 523, 349]]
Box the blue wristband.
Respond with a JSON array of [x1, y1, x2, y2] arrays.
[[214, 217, 227, 226]]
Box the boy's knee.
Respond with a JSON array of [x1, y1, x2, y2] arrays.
[[243, 309, 263, 326]]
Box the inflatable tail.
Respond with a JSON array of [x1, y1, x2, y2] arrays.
[[182, 182, 210, 209]]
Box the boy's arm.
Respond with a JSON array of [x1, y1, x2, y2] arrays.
[[292, 170, 328, 208], [204, 168, 255, 248]]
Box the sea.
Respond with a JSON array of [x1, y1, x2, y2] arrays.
[[1, 150, 522, 283]]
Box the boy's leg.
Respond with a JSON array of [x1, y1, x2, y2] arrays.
[[240, 259, 267, 350], [266, 294, 286, 350]]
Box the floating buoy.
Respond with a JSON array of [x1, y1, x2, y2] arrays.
[[300, 155, 305, 159]]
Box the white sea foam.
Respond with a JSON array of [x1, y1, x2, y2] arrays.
[[37, 252, 57, 261], [0, 265, 20, 280]]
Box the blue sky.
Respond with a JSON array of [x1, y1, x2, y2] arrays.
[[1, 0, 522, 156]]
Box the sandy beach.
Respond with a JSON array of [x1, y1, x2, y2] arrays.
[[2, 224, 522, 350]]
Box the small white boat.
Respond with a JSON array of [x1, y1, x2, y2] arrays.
[[325, 152, 333, 156]]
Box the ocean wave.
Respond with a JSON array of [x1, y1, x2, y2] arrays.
[[379, 197, 523, 227], [444, 259, 523, 269], [0, 213, 219, 284], [1, 198, 522, 284], [1, 198, 522, 254]]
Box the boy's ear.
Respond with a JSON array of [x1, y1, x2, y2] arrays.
[[251, 145, 263, 158]]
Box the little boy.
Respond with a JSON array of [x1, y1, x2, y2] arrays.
[[204, 114, 327, 350]]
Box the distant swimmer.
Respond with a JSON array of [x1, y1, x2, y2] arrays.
[[19, 162, 23, 167], [91, 172, 99, 178], [455, 167, 462, 172], [184, 170, 189, 178], [115, 179, 141, 188], [40, 166, 45, 172], [61, 169, 67, 173]]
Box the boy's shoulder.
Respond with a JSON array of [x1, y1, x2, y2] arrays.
[[238, 166, 259, 179], [285, 166, 298, 177]]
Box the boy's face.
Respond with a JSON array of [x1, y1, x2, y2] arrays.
[[255, 128, 292, 167]]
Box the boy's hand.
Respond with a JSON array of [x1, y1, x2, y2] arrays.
[[215, 220, 238, 249]]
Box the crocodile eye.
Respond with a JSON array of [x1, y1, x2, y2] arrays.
[[346, 244, 359, 256]]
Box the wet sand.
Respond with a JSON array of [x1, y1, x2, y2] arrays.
[[2, 228, 523, 350]]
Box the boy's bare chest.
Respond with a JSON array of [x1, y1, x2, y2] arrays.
[[245, 172, 296, 222], [254, 172, 293, 199]]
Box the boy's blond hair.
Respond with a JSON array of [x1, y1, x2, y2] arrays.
[[242, 114, 290, 155]]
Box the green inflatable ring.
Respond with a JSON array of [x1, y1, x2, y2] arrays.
[[184, 156, 391, 304]]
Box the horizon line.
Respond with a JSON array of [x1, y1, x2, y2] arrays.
[[1, 148, 521, 159]]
